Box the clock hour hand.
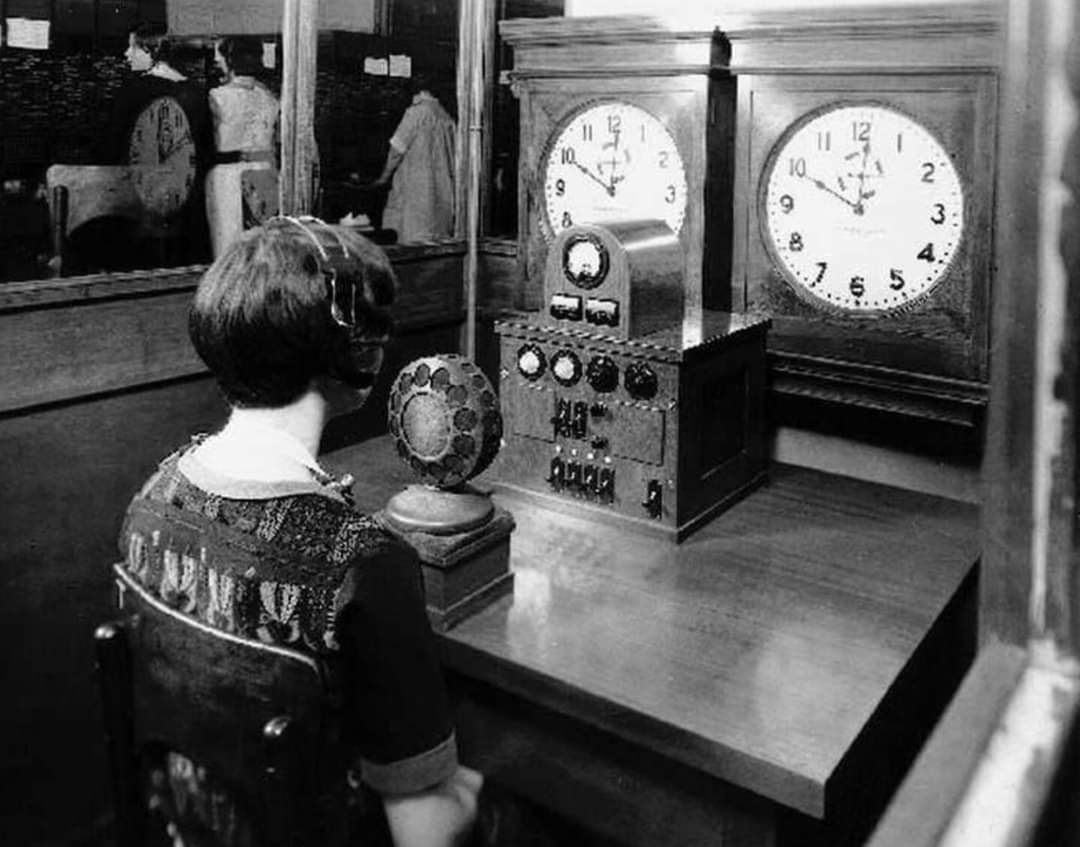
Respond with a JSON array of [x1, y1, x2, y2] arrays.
[[573, 161, 615, 197]]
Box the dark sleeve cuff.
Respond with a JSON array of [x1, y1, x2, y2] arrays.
[[358, 731, 459, 796]]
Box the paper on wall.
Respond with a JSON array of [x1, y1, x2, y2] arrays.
[[262, 41, 276, 69], [364, 56, 389, 76], [389, 54, 411, 78], [6, 17, 49, 50]]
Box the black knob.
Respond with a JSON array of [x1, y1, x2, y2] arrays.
[[589, 402, 607, 418], [586, 355, 619, 393], [624, 362, 658, 401], [590, 436, 608, 451], [572, 401, 589, 440]]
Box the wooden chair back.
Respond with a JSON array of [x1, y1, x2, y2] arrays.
[[97, 564, 342, 847], [45, 165, 142, 276]]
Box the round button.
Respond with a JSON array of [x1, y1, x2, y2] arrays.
[[517, 344, 546, 380], [551, 350, 582, 386]]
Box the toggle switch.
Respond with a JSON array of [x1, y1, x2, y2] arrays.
[[642, 479, 663, 519], [547, 457, 565, 491]]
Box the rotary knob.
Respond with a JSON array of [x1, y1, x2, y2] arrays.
[[624, 362, 658, 401], [551, 350, 582, 386], [516, 343, 546, 381], [585, 355, 619, 393]]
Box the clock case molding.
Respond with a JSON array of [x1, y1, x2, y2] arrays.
[[725, 4, 1003, 426], [499, 17, 734, 320]]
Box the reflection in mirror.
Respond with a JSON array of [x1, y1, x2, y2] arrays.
[[1, 20, 232, 281], [315, 1, 460, 247]]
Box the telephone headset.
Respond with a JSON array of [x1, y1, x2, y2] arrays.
[[270, 214, 392, 389]]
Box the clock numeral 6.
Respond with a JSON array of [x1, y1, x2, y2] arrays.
[[930, 203, 946, 224], [917, 243, 936, 262], [850, 276, 866, 298], [890, 269, 905, 291], [788, 233, 804, 252]]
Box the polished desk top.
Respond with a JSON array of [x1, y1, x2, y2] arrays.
[[326, 437, 979, 820]]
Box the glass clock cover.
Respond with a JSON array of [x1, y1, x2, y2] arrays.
[[128, 95, 197, 219], [543, 101, 687, 239], [762, 103, 965, 313]]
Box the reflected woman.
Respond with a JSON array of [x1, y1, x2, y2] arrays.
[[205, 36, 280, 258]]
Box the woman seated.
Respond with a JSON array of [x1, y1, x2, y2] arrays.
[[118, 217, 481, 847], [205, 36, 280, 257]]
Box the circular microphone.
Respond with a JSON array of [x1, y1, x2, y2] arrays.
[[387, 354, 503, 490]]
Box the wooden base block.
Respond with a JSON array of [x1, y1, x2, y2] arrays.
[[379, 504, 516, 632]]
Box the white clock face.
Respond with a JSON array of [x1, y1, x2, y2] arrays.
[[762, 103, 965, 313], [542, 101, 687, 239]]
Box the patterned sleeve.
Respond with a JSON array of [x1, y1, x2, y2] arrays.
[[337, 539, 458, 796]]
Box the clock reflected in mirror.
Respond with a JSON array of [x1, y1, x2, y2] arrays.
[[761, 103, 965, 315]]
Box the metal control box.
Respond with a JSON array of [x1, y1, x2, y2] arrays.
[[492, 312, 770, 542]]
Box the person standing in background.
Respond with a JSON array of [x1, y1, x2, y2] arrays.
[[370, 74, 456, 243], [204, 36, 279, 257]]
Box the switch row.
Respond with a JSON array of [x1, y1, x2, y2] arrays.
[[547, 458, 615, 503]]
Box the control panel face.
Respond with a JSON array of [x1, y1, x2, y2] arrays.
[[503, 333, 679, 523]]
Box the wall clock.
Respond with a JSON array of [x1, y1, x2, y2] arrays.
[[761, 102, 965, 314], [127, 95, 198, 220], [726, 7, 1002, 424], [500, 17, 731, 317], [541, 100, 688, 240]]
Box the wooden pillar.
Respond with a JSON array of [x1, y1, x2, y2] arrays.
[[280, 0, 319, 216], [982, 0, 1080, 658], [456, 0, 495, 359]]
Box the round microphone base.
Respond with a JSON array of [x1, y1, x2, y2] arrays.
[[383, 484, 495, 536]]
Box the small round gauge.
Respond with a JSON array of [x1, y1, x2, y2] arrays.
[[624, 362, 658, 400], [563, 233, 609, 289], [550, 350, 582, 386], [585, 355, 619, 393], [516, 344, 546, 381]]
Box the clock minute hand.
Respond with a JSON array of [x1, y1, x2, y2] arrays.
[[573, 161, 615, 197], [802, 173, 859, 211]]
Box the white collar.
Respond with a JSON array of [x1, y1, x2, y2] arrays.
[[147, 63, 185, 82], [191, 417, 324, 484]]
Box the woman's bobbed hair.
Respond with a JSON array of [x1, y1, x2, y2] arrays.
[[189, 218, 396, 409], [218, 36, 265, 77]]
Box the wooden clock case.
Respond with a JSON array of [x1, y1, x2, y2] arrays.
[[724, 4, 1002, 425], [499, 16, 735, 317]]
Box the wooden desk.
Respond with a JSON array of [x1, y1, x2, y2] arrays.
[[327, 438, 979, 847]]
